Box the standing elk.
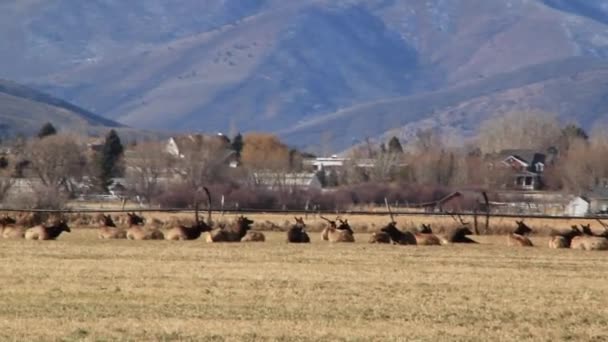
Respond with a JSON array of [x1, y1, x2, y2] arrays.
[[206, 215, 255, 243], [97, 214, 127, 239], [287, 217, 311, 243], [165, 187, 213, 241], [414, 224, 442, 246], [507, 221, 533, 247], [126, 212, 164, 240], [319, 216, 354, 243], [549, 225, 582, 248], [25, 219, 71, 240]]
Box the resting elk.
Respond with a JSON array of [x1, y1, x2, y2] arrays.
[[414, 224, 442, 246], [371, 221, 416, 245], [445, 215, 477, 244], [507, 221, 533, 247], [445, 227, 477, 244], [319, 216, 354, 243], [0, 214, 23, 239], [549, 226, 582, 248], [165, 187, 213, 241], [125, 213, 164, 240], [287, 217, 311, 243], [25, 218, 71, 240], [206, 215, 255, 243], [570, 222, 608, 251], [97, 214, 127, 239]]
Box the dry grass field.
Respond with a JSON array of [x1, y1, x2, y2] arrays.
[[1, 222, 608, 341]]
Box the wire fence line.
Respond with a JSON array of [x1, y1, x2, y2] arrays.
[[0, 207, 606, 221]]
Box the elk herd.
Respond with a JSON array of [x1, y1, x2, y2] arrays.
[[2, 210, 608, 251], [0, 187, 608, 250]]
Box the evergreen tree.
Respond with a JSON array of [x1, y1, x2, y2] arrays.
[[558, 124, 589, 154], [96, 130, 124, 190], [562, 124, 589, 141], [315, 170, 327, 188], [388, 136, 403, 154], [37, 122, 57, 139], [327, 169, 339, 187], [231, 133, 243, 158], [0, 156, 8, 169]]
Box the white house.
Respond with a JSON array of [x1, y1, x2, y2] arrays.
[[565, 196, 590, 217], [252, 172, 322, 191], [165, 133, 231, 158], [303, 155, 377, 172]]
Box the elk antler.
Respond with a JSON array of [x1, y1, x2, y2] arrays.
[[456, 214, 470, 226], [384, 197, 395, 223], [596, 219, 608, 229], [320, 216, 334, 224]]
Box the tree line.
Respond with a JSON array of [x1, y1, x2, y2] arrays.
[[1, 112, 607, 210]]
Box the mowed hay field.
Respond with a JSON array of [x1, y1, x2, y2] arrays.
[[1, 217, 608, 340]]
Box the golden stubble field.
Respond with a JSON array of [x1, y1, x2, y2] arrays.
[[1, 222, 608, 341]]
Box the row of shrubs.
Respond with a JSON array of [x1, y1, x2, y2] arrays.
[[154, 182, 452, 211]]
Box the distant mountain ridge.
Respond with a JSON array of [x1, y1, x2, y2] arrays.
[[0, 78, 122, 137], [2, 0, 608, 151]]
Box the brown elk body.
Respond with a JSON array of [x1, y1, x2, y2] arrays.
[[97, 214, 127, 239], [166, 222, 212, 241], [368, 231, 391, 244], [571, 236, 608, 251], [165, 189, 213, 241], [2, 226, 25, 239], [287, 217, 310, 243], [0, 215, 23, 239], [507, 221, 533, 247], [445, 227, 478, 244], [548, 226, 582, 248], [415, 224, 441, 246], [241, 231, 266, 242], [377, 222, 416, 245], [326, 226, 355, 242], [570, 224, 608, 250], [206, 216, 254, 243], [319, 217, 354, 243], [25, 220, 71, 240], [549, 236, 569, 249], [125, 213, 164, 240]]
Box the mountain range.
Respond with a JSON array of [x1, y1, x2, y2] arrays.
[[0, 78, 122, 137], [1, 0, 608, 151]]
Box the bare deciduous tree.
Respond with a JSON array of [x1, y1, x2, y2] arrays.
[[172, 135, 230, 189], [555, 138, 608, 193], [0, 177, 14, 204], [126, 141, 172, 203], [23, 134, 86, 195], [477, 111, 561, 154], [241, 133, 291, 171]]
